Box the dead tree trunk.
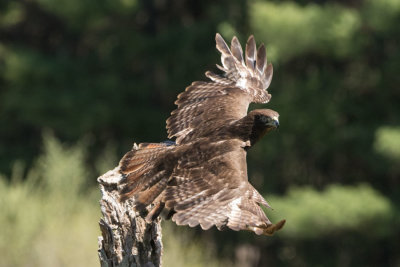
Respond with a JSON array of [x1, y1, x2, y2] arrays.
[[97, 167, 163, 267]]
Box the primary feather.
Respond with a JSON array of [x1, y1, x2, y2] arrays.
[[119, 33, 285, 236]]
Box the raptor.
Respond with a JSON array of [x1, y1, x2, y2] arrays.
[[119, 33, 285, 235]]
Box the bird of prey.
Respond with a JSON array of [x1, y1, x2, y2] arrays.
[[118, 33, 285, 235]]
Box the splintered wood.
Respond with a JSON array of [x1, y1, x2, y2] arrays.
[[98, 167, 163, 267]]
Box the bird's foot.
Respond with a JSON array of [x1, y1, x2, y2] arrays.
[[248, 219, 286, 236]]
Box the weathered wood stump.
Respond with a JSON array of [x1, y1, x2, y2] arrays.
[[97, 167, 163, 267]]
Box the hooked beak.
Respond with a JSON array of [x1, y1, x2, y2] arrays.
[[267, 117, 279, 128]]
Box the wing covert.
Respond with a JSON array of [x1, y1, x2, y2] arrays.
[[167, 83, 251, 144], [160, 139, 282, 235], [166, 33, 274, 144]]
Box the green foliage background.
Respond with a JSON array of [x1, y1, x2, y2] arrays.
[[1, 0, 399, 266]]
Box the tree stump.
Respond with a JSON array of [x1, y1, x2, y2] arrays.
[[97, 167, 163, 267]]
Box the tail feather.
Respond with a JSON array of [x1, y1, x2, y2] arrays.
[[118, 142, 174, 204], [134, 178, 168, 210]]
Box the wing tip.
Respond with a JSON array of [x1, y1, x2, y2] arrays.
[[213, 33, 274, 102]]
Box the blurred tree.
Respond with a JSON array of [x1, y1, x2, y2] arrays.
[[245, 0, 400, 194], [0, 0, 247, 173], [1, 0, 400, 266]]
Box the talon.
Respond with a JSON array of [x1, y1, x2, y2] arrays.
[[248, 219, 286, 236]]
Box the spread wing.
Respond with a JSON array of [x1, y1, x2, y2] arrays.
[[166, 33, 273, 144], [119, 33, 284, 235], [160, 139, 285, 235]]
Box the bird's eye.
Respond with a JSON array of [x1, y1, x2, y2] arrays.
[[260, 116, 268, 123]]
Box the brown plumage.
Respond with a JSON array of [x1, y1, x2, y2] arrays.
[[118, 33, 285, 235]]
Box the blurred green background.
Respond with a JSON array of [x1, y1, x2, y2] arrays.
[[1, 0, 399, 266]]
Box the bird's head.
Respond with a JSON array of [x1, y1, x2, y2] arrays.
[[251, 109, 279, 130], [246, 109, 279, 146]]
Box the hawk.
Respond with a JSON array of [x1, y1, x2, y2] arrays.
[[119, 33, 285, 235]]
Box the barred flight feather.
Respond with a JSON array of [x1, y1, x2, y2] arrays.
[[118, 33, 285, 236]]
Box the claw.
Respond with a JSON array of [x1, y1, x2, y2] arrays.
[[248, 219, 286, 236]]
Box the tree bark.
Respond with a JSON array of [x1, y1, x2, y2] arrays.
[[97, 167, 163, 267]]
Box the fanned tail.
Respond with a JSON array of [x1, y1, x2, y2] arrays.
[[205, 33, 273, 103], [118, 142, 175, 209]]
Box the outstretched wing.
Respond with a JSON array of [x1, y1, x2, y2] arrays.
[[159, 139, 285, 235], [166, 33, 273, 144]]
